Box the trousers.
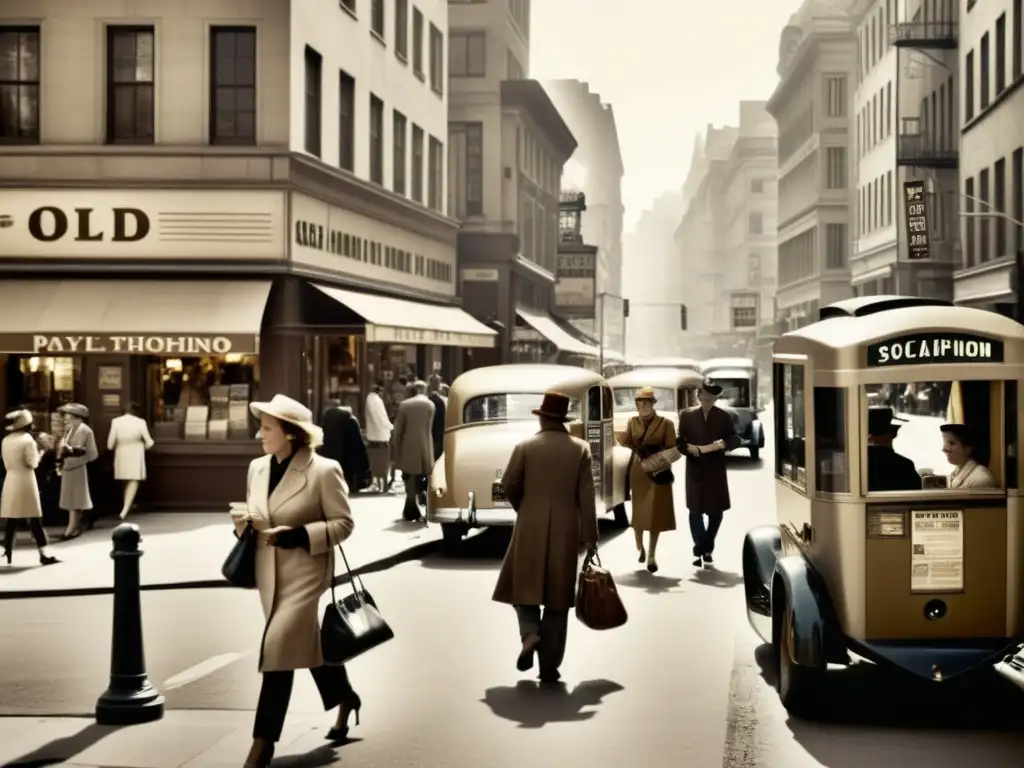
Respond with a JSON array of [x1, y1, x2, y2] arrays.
[[688, 511, 724, 556], [3, 518, 48, 551], [252, 665, 354, 741], [515, 605, 569, 672]]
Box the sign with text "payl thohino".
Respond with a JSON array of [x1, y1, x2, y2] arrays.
[[0, 334, 259, 355], [903, 180, 931, 260]]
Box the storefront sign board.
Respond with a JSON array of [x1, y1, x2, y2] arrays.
[[0, 334, 259, 355], [364, 325, 493, 348], [0, 190, 286, 259]]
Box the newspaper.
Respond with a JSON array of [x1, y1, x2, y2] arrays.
[[640, 447, 682, 475]]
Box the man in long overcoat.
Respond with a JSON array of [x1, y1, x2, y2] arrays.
[[492, 391, 599, 683], [391, 380, 435, 521], [677, 378, 740, 568], [427, 376, 446, 462], [319, 401, 371, 494]]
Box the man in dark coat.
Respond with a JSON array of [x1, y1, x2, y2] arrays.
[[319, 401, 371, 493], [867, 407, 921, 491], [427, 376, 446, 462], [677, 378, 740, 568]]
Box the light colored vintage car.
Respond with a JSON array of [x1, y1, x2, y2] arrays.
[[427, 364, 631, 544], [606, 367, 705, 436]]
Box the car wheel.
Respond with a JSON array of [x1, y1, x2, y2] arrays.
[[749, 446, 760, 461], [612, 503, 629, 528], [776, 600, 822, 716]]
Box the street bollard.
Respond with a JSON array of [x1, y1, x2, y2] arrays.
[[95, 523, 165, 725]]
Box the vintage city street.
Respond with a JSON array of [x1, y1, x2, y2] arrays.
[[2, 421, 1024, 767]]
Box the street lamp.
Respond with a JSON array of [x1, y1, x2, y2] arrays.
[[956, 194, 1024, 320]]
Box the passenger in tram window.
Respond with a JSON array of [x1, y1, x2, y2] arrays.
[[940, 424, 998, 489], [867, 407, 922, 492]]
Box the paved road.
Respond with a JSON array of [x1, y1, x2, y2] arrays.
[[2, 442, 1024, 766]]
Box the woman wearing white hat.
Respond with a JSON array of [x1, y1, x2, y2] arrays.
[[1, 409, 59, 566], [229, 394, 359, 768], [56, 402, 99, 539]]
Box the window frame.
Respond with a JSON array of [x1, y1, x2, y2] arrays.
[[449, 31, 486, 77], [773, 362, 807, 491], [209, 26, 257, 146], [814, 386, 849, 494], [371, 0, 385, 41], [395, 0, 409, 60], [392, 110, 407, 194], [428, 23, 444, 94], [0, 25, 41, 144], [369, 94, 384, 185], [106, 25, 156, 145], [411, 124, 424, 203], [304, 46, 322, 157], [427, 135, 443, 211], [412, 8, 424, 77], [338, 70, 355, 172]]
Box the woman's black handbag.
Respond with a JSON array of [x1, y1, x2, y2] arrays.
[[222, 523, 258, 589], [649, 468, 674, 486], [321, 544, 394, 665]]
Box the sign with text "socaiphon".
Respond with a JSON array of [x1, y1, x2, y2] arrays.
[[0, 334, 258, 355], [867, 332, 1003, 367]]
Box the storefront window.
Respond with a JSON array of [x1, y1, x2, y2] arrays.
[[368, 343, 418, 420], [324, 336, 362, 415], [147, 355, 258, 441], [5, 355, 82, 436]]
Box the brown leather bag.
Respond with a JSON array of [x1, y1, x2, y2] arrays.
[[575, 550, 628, 630]]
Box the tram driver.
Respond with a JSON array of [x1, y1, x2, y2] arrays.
[[867, 407, 923, 491]]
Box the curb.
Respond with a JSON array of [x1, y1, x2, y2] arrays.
[[0, 537, 444, 601]]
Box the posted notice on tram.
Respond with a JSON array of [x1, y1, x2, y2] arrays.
[[910, 511, 963, 592]]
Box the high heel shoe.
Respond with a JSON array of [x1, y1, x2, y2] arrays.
[[39, 553, 59, 566], [243, 738, 274, 768], [637, 546, 646, 564], [326, 692, 362, 742], [646, 556, 658, 574]]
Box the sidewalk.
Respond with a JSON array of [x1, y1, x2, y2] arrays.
[[0, 492, 441, 599], [0, 709, 346, 767]]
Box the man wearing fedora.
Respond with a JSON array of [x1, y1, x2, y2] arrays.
[[492, 390, 599, 684], [867, 406, 921, 491], [391, 379, 435, 521], [678, 378, 740, 568]]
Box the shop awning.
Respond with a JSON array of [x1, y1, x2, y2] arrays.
[[311, 283, 496, 348], [515, 306, 599, 357], [0, 279, 271, 355]]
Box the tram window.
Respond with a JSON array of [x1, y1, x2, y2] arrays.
[[587, 386, 602, 422], [1005, 381, 1017, 489], [864, 380, 1000, 491], [814, 388, 849, 493], [773, 363, 806, 489]]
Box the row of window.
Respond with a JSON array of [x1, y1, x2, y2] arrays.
[[964, 1, 1022, 124], [858, 0, 896, 82], [859, 170, 894, 236], [348, 0, 444, 95], [856, 82, 892, 159], [911, 75, 957, 154], [963, 147, 1024, 268], [778, 102, 814, 163], [825, 146, 847, 189], [303, 47, 444, 211], [778, 223, 849, 287]]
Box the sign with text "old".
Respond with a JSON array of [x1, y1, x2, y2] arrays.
[[0, 334, 259, 355]]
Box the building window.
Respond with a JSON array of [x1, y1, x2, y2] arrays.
[[1014, 148, 1024, 253], [751, 178, 765, 193], [1014, 0, 1022, 80], [980, 33, 990, 110], [338, 70, 355, 171], [371, 0, 385, 39], [412, 8, 424, 77], [965, 176, 976, 266], [748, 253, 761, 284], [826, 147, 847, 188], [304, 46, 322, 157], [995, 157, 1007, 258], [980, 167, 991, 262], [0, 27, 39, 143], [449, 122, 483, 218], [507, 49, 524, 80], [209, 28, 256, 145], [825, 223, 847, 269], [428, 135, 443, 212], [824, 75, 846, 117], [411, 124, 424, 202], [107, 27, 155, 144], [886, 170, 892, 226], [996, 13, 1007, 93], [749, 211, 763, 235], [429, 24, 444, 94], [449, 32, 486, 77], [732, 305, 758, 329], [965, 50, 975, 121], [393, 110, 407, 194], [395, 0, 409, 60], [369, 94, 383, 185]]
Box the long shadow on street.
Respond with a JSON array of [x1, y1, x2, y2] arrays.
[[480, 679, 625, 728], [4, 722, 119, 767]]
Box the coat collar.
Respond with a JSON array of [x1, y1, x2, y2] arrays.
[[254, 447, 315, 514]]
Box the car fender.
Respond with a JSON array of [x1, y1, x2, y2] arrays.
[[771, 556, 840, 668]]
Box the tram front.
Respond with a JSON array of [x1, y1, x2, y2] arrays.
[[742, 296, 1024, 714]]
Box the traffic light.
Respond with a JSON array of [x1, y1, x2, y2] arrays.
[[623, 298, 630, 318], [680, 305, 688, 330]]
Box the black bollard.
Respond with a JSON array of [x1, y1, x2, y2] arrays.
[[95, 523, 165, 725]]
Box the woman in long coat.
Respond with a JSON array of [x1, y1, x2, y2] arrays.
[[619, 386, 676, 574], [57, 403, 98, 540], [230, 394, 357, 768], [107, 402, 155, 520], [1, 409, 59, 566]]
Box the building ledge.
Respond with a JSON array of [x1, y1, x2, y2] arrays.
[[501, 80, 578, 161]]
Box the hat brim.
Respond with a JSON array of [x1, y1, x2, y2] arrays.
[[700, 385, 723, 396], [250, 402, 324, 446], [531, 408, 571, 422], [58, 404, 89, 418]]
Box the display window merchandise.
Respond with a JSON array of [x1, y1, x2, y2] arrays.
[[147, 354, 258, 441]]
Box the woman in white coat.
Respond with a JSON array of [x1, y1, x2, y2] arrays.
[[364, 382, 393, 492], [107, 402, 155, 520], [2, 409, 59, 566], [229, 394, 358, 768], [57, 403, 99, 540]]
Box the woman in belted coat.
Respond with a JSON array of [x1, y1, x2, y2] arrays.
[[618, 386, 676, 574], [230, 394, 358, 768], [57, 403, 98, 540], [1, 409, 59, 566]]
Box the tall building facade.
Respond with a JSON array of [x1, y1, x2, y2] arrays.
[[543, 79, 626, 298], [953, 0, 1024, 313], [0, 0, 494, 508], [447, 0, 597, 367], [766, 0, 858, 331], [851, 0, 959, 299]]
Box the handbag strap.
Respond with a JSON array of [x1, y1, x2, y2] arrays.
[[322, 509, 366, 608]]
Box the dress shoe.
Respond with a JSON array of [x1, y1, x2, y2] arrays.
[[517, 632, 541, 671], [538, 668, 561, 684], [326, 692, 362, 742]]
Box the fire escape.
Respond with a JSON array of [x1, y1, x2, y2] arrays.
[[890, 0, 958, 296]]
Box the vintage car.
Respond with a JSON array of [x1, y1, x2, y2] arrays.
[[607, 367, 704, 435], [628, 356, 703, 374], [428, 364, 631, 543], [701, 357, 765, 460]]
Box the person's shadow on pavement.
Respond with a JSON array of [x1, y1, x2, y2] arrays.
[[4, 722, 120, 767], [480, 679, 624, 728]]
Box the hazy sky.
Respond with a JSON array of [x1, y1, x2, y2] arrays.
[[530, 0, 799, 231]]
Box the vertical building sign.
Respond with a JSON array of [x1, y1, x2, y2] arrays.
[[554, 249, 597, 317], [903, 180, 931, 260]]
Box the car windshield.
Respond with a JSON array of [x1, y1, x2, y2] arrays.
[[611, 387, 675, 413], [463, 393, 581, 424], [714, 378, 751, 408]]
